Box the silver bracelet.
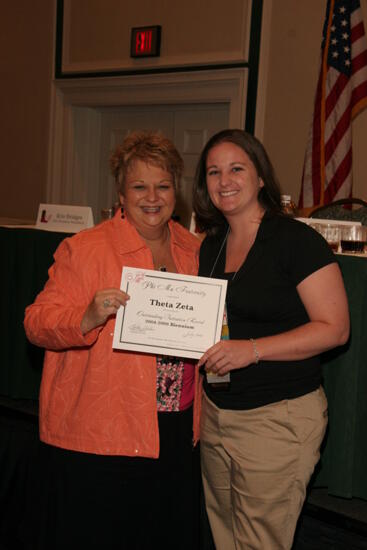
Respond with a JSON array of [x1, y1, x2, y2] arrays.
[[250, 338, 260, 364]]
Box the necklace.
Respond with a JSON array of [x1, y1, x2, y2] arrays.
[[209, 226, 239, 282], [149, 227, 171, 271]]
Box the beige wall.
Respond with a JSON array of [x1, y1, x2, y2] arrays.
[[62, 0, 251, 72], [261, 0, 367, 205], [0, 1, 55, 220], [1, 0, 366, 220]]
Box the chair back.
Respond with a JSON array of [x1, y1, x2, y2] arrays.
[[309, 198, 367, 225]]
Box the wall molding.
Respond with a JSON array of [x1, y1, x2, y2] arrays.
[[46, 68, 248, 206], [57, 0, 253, 76]]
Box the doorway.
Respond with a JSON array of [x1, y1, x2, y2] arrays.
[[95, 103, 228, 226], [47, 69, 248, 226]]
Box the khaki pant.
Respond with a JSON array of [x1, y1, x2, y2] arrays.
[[201, 388, 328, 550]]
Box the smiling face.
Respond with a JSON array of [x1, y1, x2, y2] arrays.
[[119, 160, 176, 238], [205, 141, 264, 219]]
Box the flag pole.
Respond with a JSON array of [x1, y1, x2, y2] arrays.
[[320, 0, 335, 206]]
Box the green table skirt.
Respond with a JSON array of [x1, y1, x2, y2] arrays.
[[0, 227, 70, 398], [1, 228, 366, 500], [314, 254, 367, 499]]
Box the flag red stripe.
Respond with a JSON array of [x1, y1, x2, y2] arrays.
[[351, 50, 367, 74], [325, 73, 348, 119], [324, 106, 351, 164], [299, 0, 367, 208], [324, 149, 352, 202], [351, 21, 365, 42], [352, 81, 367, 108]]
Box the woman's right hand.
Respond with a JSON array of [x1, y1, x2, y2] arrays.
[[81, 288, 130, 335]]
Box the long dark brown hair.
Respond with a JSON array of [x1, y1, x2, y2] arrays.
[[193, 129, 282, 235]]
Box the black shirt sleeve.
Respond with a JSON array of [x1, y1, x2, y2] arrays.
[[279, 218, 337, 287]]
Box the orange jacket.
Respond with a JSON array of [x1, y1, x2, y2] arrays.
[[24, 213, 202, 457]]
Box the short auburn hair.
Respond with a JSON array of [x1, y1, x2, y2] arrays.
[[110, 131, 184, 194]]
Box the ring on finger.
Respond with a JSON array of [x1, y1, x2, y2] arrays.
[[103, 299, 111, 308]]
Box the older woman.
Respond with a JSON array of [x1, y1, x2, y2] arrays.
[[24, 131, 201, 549], [193, 129, 350, 550]]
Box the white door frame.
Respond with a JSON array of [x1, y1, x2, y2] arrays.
[[47, 68, 248, 205]]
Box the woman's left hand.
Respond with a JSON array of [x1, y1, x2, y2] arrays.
[[197, 340, 255, 376]]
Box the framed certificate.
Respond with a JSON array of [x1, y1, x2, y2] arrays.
[[113, 267, 227, 359]]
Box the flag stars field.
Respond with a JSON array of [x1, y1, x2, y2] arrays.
[[298, 0, 367, 209]]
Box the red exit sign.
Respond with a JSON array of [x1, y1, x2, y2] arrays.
[[130, 26, 161, 58]]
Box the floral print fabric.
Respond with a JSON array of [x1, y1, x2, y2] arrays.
[[156, 356, 184, 411]]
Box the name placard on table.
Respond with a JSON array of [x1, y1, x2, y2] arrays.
[[113, 267, 227, 360], [35, 203, 94, 233]]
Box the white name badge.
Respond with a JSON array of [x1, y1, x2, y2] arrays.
[[35, 204, 94, 233], [113, 267, 228, 360]]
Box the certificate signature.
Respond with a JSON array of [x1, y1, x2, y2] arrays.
[[112, 267, 227, 359]]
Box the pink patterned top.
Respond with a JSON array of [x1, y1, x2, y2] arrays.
[[156, 357, 196, 412]]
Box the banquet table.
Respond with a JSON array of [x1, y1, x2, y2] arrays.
[[314, 253, 367, 500], [1, 226, 367, 500], [0, 226, 72, 398]]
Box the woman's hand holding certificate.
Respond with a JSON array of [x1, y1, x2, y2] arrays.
[[113, 267, 227, 359]]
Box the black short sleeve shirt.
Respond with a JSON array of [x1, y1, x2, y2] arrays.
[[198, 214, 337, 409]]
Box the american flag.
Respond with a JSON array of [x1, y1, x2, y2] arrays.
[[298, 0, 367, 208]]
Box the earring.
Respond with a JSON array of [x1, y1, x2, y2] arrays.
[[121, 206, 125, 219]]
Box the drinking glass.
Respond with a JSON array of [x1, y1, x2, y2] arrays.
[[320, 224, 341, 252], [340, 225, 367, 254], [310, 223, 341, 252], [100, 207, 114, 221]]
